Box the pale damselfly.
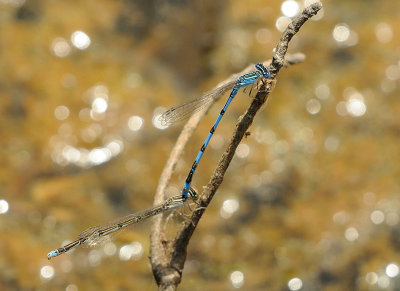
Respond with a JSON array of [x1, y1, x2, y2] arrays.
[[47, 187, 197, 259]]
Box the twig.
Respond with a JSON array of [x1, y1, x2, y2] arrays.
[[150, 3, 322, 289]]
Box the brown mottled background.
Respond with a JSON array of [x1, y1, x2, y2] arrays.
[[1, 0, 399, 290]]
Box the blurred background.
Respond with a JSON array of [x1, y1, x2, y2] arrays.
[[1, 0, 399, 290]]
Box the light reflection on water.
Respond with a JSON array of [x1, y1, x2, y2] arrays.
[[385, 65, 400, 81], [125, 72, 143, 89], [210, 133, 224, 150], [274, 139, 290, 155], [66, 284, 78, 291], [88, 250, 102, 267], [70, 30, 91, 50], [381, 78, 397, 93], [128, 115, 144, 131], [386, 263, 400, 278], [344, 226, 359, 242], [220, 198, 240, 219], [0, 199, 9, 214], [315, 83, 330, 100], [375, 22, 393, 44], [119, 242, 144, 261], [305, 98, 321, 115], [152, 107, 168, 130], [51, 37, 71, 58], [91, 97, 108, 114], [365, 272, 378, 285], [54, 105, 70, 121], [332, 211, 349, 225], [281, 0, 299, 18], [370, 210, 385, 225], [288, 277, 303, 291], [386, 212, 399, 226], [254, 128, 276, 145], [50, 132, 124, 168], [377, 274, 390, 289], [332, 23, 358, 47], [324, 136, 339, 152], [235, 143, 250, 159], [61, 73, 77, 88], [40, 265, 55, 280], [230, 270, 245, 288], [270, 159, 285, 173], [103, 242, 117, 257], [332, 23, 350, 42], [275, 16, 291, 32]]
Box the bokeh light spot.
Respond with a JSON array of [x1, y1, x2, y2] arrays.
[[54, 105, 70, 121], [306, 99, 321, 115], [385, 65, 400, 81], [92, 97, 108, 114], [375, 22, 393, 43], [66, 284, 78, 291], [386, 212, 399, 226], [377, 274, 390, 288], [128, 116, 144, 131], [333, 23, 350, 42], [288, 277, 303, 290], [119, 242, 143, 261], [220, 198, 240, 219], [230, 270, 244, 288], [51, 37, 71, 57], [40, 265, 55, 280], [365, 272, 378, 285], [370, 210, 384, 225], [281, 1, 299, 17], [0, 200, 9, 214], [88, 250, 102, 267], [344, 227, 359, 242], [125, 72, 143, 89], [153, 108, 169, 130], [270, 159, 285, 173], [71, 30, 91, 50], [346, 98, 366, 117], [236, 143, 250, 159], [275, 16, 291, 32], [324, 136, 339, 152], [274, 140, 290, 155], [315, 84, 330, 100], [88, 148, 111, 165], [103, 242, 117, 256], [386, 263, 399, 278]]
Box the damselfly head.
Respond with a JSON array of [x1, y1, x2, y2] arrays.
[[188, 187, 198, 200], [255, 63, 271, 79]]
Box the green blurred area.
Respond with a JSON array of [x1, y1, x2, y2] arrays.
[[1, 0, 400, 290]]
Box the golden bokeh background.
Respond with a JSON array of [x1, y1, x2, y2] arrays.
[[1, 0, 399, 290]]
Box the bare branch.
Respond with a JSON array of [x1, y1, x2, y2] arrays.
[[150, 3, 322, 289]]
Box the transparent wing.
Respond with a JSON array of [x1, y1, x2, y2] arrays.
[[76, 206, 162, 248], [75, 195, 191, 248], [77, 225, 116, 248], [83, 233, 113, 248], [47, 192, 197, 259], [159, 80, 237, 126]]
